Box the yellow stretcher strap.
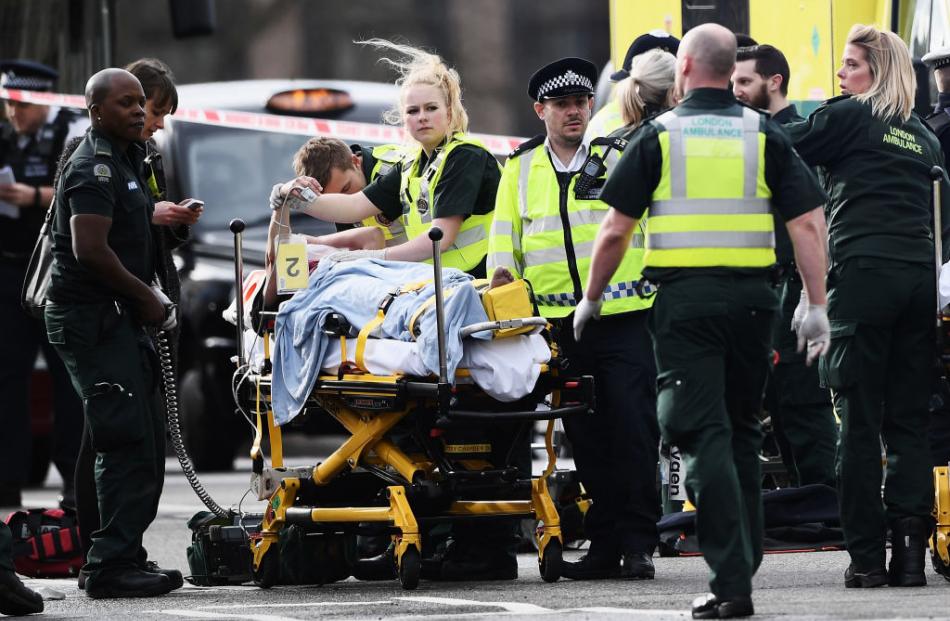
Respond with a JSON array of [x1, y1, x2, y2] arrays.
[[408, 286, 458, 339], [354, 279, 435, 370], [356, 310, 386, 372]]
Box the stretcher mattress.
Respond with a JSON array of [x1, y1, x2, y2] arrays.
[[245, 331, 551, 403]]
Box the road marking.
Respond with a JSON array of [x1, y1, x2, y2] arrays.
[[157, 611, 301, 621], [396, 596, 550, 613], [197, 601, 393, 610], [572, 607, 689, 617]]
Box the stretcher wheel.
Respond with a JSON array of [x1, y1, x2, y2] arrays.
[[253, 546, 280, 589], [398, 545, 421, 590], [539, 539, 562, 583]]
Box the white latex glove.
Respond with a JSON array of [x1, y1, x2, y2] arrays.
[[790, 289, 808, 333], [151, 285, 178, 332], [796, 304, 830, 366], [325, 248, 387, 263], [573, 297, 602, 342]]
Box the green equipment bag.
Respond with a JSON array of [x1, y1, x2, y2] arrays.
[[186, 511, 253, 586], [277, 525, 356, 585]]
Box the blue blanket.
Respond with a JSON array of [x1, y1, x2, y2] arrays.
[[271, 258, 490, 425]]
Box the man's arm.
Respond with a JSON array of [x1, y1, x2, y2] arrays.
[[275, 175, 380, 224], [70, 214, 165, 325], [0, 183, 53, 208]]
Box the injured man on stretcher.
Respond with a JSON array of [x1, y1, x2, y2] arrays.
[[239, 229, 548, 427]]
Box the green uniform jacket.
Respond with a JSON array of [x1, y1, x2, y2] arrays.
[[785, 95, 950, 265], [48, 129, 155, 304]]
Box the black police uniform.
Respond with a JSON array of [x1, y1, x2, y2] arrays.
[[787, 95, 950, 582], [764, 104, 836, 488], [44, 128, 163, 585], [0, 93, 83, 505]]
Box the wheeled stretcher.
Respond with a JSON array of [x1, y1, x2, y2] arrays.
[[227, 223, 593, 589]]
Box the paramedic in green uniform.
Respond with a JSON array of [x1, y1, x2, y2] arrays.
[[577, 24, 830, 619], [0, 521, 43, 615], [785, 24, 950, 589], [44, 68, 174, 599], [732, 44, 837, 487]]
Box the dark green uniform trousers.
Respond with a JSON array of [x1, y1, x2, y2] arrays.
[[649, 273, 776, 599], [770, 276, 837, 487], [821, 258, 935, 570], [0, 522, 13, 571], [44, 301, 165, 579]]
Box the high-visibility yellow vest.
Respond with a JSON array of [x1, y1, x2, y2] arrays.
[[487, 136, 652, 319], [399, 133, 497, 273], [358, 144, 408, 247], [585, 99, 624, 143], [645, 106, 775, 268]]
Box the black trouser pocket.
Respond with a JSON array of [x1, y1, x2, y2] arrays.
[[81, 382, 146, 451], [818, 320, 858, 389]]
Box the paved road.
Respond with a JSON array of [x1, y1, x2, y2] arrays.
[[17, 440, 950, 620]]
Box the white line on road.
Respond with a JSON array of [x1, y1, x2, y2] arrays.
[[572, 607, 689, 617], [197, 601, 393, 610], [396, 596, 550, 613], [156, 610, 302, 621]]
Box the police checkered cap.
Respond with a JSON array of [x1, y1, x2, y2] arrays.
[[923, 46, 950, 70], [528, 57, 598, 101], [0, 59, 57, 92]]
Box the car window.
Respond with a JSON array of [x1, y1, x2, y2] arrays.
[[173, 122, 387, 236]]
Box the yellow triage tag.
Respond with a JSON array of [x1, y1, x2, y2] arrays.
[[276, 234, 308, 294]]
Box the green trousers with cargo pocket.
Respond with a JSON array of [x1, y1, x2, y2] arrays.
[[770, 275, 837, 487], [648, 273, 777, 599], [820, 258, 935, 571], [44, 301, 165, 580]]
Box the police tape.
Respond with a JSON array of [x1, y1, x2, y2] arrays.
[[0, 87, 526, 157]]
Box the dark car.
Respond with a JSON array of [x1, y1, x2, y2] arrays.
[[155, 79, 399, 470]]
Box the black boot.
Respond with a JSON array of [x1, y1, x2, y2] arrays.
[[142, 560, 184, 591], [844, 563, 888, 588], [85, 568, 172, 599], [888, 517, 929, 587], [0, 568, 44, 616], [691, 593, 754, 619]]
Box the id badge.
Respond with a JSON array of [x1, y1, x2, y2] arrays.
[[276, 235, 308, 294]]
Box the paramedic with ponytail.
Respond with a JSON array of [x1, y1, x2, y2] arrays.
[[273, 39, 500, 278], [578, 24, 829, 618]]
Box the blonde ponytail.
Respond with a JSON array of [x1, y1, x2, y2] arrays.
[[358, 38, 469, 137], [617, 49, 676, 128]]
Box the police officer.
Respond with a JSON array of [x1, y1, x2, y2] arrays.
[[0, 520, 43, 615], [578, 24, 830, 618], [44, 68, 173, 599], [587, 31, 680, 141], [489, 57, 660, 580], [922, 46, 950, 469], [786, 25, 950, 589], [0, 59, 85, 509], [732, 44, 837, 487]]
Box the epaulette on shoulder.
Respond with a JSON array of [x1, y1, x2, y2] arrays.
[[508, 134, 545, 159]]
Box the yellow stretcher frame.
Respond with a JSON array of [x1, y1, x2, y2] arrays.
[[246, 326, 591, 590]]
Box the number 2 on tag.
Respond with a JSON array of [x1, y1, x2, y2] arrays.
[[276, 239, 308, 294]]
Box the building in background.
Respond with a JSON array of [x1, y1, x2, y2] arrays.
[[0, 0, 610, 137]]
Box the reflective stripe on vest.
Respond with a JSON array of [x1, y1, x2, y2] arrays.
[[399, 133, 495, 273], [645, 106, 775, 268], [487, 143, 652, 319], [358, 144, 408, 246]]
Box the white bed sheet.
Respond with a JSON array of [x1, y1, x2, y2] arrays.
[[244, 331, 551, 402]]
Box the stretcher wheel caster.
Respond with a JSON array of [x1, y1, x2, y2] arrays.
[[539, 539, 562, 583], [398, 545, 421, 590], [253, 547, 280, 589]]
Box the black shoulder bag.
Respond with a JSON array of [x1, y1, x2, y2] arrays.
[[20, 198, 56, 319]]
